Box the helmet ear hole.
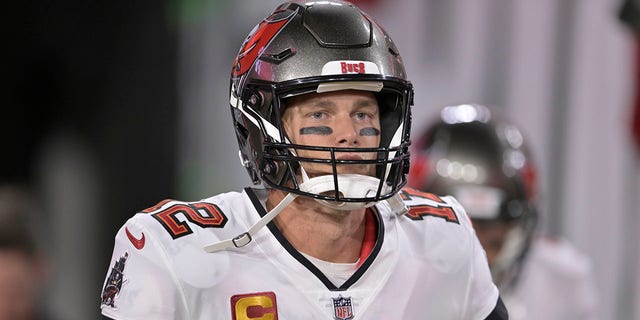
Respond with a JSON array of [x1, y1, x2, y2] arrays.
[[244, 89, 263, 109], [262, 160, 277, 175]]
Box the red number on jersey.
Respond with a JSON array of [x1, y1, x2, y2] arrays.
[[401, 187, 459, 224], [146, 200, 228, 239]]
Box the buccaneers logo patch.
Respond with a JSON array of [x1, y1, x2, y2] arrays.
[[101, 252, 129, 308]]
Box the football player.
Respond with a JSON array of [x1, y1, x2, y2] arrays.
[[100, 2, 507, 319], [408, 103, 598, 319]]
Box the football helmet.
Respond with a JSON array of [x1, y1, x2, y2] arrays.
[[229, 0, 413, 209], [408, 103, 537, 290]]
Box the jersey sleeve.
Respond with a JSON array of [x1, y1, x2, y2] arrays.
[[445, 195, 503, 319], [100, 216, 188, 320]]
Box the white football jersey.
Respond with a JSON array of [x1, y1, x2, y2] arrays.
[[502, 237, 599, 320], [100, 187, 500, 320]]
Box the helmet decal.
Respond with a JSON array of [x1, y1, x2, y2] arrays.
[[321, 60, 381, 75], [231, 9, 296, 78]]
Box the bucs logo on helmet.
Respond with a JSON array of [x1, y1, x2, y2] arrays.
[[101, 252, 129, 308], [231, 9, 295, 78]]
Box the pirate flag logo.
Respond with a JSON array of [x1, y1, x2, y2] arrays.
[[332, 295, 354, 320], [101, 252, 129, 308]]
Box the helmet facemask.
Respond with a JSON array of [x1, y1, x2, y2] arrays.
[[235, 78, 411, 209]]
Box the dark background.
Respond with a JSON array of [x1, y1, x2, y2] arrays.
[[2, 2, 177, 314]]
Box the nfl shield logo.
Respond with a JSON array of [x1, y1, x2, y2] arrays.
[[332, 296, 354, 320]]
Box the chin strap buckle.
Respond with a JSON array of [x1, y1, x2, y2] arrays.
[[232, 232, 252, 248]]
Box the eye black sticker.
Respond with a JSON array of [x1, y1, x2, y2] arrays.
[[359, 127, 380, 136], [300, 126, 333, 135]]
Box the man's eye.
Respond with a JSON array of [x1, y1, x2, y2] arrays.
[[311, 112, 324, 119], [355, 112, 369, 120]]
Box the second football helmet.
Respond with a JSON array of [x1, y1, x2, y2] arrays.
[[408, 103, 537, 289]]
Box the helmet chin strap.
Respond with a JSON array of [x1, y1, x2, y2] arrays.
[[303, 174, 408, 215], [297, 159, 408, 214], [300, 174, 384, 210]]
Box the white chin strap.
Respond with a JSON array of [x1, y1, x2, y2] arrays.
[[301, 173, 408, 214], [299, 174, 387, 210]]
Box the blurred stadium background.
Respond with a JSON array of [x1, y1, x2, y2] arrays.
[[3, 0, 639, 318]]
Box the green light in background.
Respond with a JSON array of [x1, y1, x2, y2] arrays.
[[168, 0, 231, 26]]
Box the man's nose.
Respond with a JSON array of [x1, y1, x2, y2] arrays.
[[333, 115, 358, 145]]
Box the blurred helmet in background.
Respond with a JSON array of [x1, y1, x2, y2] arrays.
[[408, 103, 537, 290]]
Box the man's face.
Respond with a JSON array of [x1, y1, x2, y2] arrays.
[[282, 90, 381, 178]]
